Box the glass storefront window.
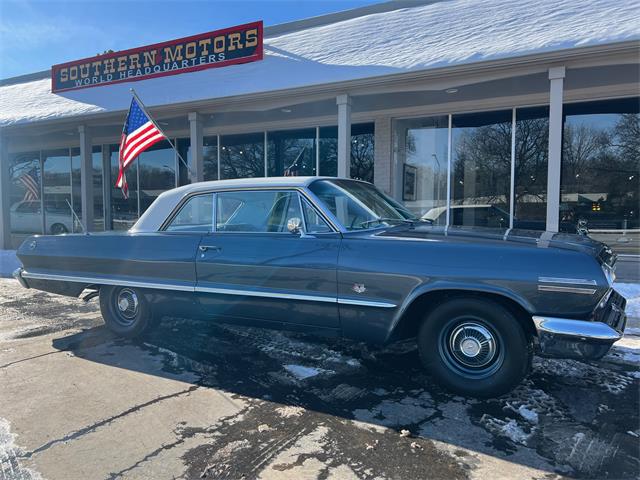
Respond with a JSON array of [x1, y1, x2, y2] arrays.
[[138, 140, 176, 215], [220, 132, 265, 179], [318, 126, 338, 177], [318, 123, 375, 181], [451, 110, 512, 228], [350, 123, 375, 182], [560, 97, 639, 254], [394, 116, 448, 223], [267, 128, 316, 176], [109, 144, 138, 231], [9, 152, 42, 235], [71, 148, 82, 232], [176, 138, 192, 186], [42, 149, 73, 235], [203, 136, 218, 181], [92, 146, 105, 231], [514, 106, 549, 230]]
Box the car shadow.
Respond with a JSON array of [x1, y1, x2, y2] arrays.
[[51, 316, 640, 479]]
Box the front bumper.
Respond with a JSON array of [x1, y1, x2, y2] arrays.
[[13, 267, 29, 289], [533, 289, 627, 360]]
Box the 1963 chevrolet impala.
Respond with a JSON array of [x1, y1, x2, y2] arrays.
[[14, 177, 626, 397]]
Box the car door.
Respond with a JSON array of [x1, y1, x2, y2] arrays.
[[195, 189, 341, 329]]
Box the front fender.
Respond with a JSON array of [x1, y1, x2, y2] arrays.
[[386, 280, 536, 342]]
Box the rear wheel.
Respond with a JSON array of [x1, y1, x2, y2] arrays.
[[418, 297, 532, 398], [99, 286, 153, 338]]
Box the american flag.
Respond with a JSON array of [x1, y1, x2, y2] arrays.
[[19, 167, 40, 201], [116, 97, 166, 198]]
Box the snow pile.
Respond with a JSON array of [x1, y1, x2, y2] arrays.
[[616, 282, 640, 319], [1, 0, 638, 126]]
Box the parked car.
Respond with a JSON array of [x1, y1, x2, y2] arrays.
[[14, 177, 626, 397], [10, 200, 72, 235]]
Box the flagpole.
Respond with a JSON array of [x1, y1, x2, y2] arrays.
[[129, 88, 196, 182]]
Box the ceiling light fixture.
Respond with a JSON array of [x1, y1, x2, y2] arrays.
[[281, 108, 292, 113], [445, 88, 458, 94]]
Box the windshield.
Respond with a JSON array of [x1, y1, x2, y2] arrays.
[[308, 179, 418, 231]]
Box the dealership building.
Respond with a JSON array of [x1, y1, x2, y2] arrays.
[[0, 0, 638, 257]]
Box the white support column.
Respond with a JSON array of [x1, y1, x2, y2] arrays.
[[78, 125, 94, 232], [546, 66, 565, 233], [188, 112, 204, 183], [336, 94, 351, 178], [373, 117, 392, 194], [0, 134, 11, 249]]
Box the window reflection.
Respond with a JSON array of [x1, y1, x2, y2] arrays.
[[560, 98, 639, 253], [514, 107, 549, 230], [9, 152, 42, 236], [267, 128, 316, 176], [109, 144, 138, 231], [92, 146, 105, 231], [203, 136, 218, 181], [220, 133, 265, 179], [138, 140, 175, 215], [318, 123, 375, 181], [451, 111, 512, 228], [176, 138, 192, 186], [395, 116, 448, 223], [42, 149, 73, 235]]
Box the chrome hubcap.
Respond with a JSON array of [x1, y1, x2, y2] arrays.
[[116, 288, 138, 321], [448, 322, 497, 368]]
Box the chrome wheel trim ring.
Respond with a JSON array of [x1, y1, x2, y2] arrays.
[[438, 317, 504, 379], [115, 288, 138, 324], [448, 322, 497, 368]]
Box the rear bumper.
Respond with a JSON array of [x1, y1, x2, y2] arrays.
[[533, 290, 627, 360], [13, 267, 29, 289]]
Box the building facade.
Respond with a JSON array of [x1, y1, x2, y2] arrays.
[[1, 0, 638, 255]]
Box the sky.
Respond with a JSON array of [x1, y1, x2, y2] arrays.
[[0, 0, 384, 79]]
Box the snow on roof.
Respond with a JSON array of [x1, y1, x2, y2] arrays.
[[1, 0, 638, 127]]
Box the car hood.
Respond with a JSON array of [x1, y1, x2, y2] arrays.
[[377, 225, 614, 266]]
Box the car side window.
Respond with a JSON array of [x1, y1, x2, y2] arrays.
[[301, 199, 332, 233], [216, 190, 303, 233], [165, 193, 214, 232]]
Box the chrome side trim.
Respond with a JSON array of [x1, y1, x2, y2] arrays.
[[538, 276, 597, 285], [194, 286, 336, 304], [532, 316, 622, 342], [13, 268, 29, 289], [21, 271, 195, 292], [338, 298, 397, 308], [21, 271, 397, 308], [538, 285, 597, 295]]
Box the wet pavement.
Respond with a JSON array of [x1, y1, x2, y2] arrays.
[[0, 278, 639, 480]]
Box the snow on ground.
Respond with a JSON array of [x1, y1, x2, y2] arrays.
[[0, 417, 43, 480], [616, 282, 640, 319], [1, 0, 638, 126]]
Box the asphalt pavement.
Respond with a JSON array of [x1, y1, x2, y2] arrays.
[[0, 278, 638, 480]]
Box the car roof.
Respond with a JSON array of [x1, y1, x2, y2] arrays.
[[130, 176, 341, 232]]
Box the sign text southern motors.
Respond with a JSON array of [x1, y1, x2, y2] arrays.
[[51, 21, 263, 92]]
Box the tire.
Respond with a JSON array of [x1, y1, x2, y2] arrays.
[[50, 223, 68, 235], [99, 285, 153, 339], [418, 297, 532, 398]]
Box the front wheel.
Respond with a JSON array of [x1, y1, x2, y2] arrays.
[[99, 286, 153, 338], [418, 297, 532, 398]]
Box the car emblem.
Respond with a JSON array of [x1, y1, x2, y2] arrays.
[[352, 283, 366, 294], [29, 240, 37, 250]]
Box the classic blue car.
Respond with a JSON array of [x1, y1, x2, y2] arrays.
[[14, 177, 626, 397]]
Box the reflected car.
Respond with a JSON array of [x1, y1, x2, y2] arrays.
[[10, 200, 72, 235], [14, 177, 627, 397]]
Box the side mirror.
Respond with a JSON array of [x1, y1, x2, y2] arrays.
[[287, 217, 303, 234]]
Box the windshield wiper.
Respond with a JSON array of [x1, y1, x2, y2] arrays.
[[359, 217, 432, 228]]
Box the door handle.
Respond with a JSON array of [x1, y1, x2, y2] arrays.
[[199, 245, 220, 252]]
